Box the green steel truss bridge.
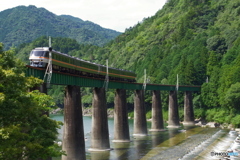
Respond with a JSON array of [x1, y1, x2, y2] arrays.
[[26, 65, 201, 91]]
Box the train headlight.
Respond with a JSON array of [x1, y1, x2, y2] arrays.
[[40, 59, 43, 61]]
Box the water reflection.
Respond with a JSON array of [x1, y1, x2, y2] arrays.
[[168, 128, 180, 147], [90, 151, 110, 160], [151, 131, 169, 148], [112, 142, 131, 160], [134, 136, 151, 159]]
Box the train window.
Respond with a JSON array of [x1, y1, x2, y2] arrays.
[[31, 51, 45, 56], [44, 52, 49, 57]]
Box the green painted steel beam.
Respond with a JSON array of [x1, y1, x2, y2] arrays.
[[25, 66, 201, 91]]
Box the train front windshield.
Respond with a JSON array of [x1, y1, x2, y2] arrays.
[[30, 51, 49, 57]]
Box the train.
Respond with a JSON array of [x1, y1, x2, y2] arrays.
[[29, 47, 136, 82]]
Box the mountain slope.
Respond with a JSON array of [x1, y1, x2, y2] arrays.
[[13, 0, 240, 125], [88, 0, 240, 124], [0, 5, 121, 49], [97, 0, 240, 84]]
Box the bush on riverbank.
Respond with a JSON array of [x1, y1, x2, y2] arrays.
[[203, 108, 240, 128]]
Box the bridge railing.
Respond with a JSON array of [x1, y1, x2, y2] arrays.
[[25, 66, 201, 91]]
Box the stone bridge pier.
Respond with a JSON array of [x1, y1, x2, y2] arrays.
[[89, 87, 111, 151], [133, 90, 148, 136], [150, 90, 164, 131], [183, 91, 195, 126], [62, 85, 86, 160], [167, 90, 180, 128], [113, 89, 130, 142]]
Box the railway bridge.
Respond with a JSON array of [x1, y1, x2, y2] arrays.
[[26, 65, 201, 160]]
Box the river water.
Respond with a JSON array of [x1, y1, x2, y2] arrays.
[[50, 114, 240, 160]]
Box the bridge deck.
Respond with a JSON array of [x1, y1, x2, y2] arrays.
[[25, 66, 201, 91]]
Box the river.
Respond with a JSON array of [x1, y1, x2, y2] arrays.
[[50, 114, 240, 160]]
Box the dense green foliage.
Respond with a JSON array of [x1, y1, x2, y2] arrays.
[[0, 5, 121, 50], [94, 0, 240, 125], [14, 0, 240, 126], [0, 43, 63, 159]]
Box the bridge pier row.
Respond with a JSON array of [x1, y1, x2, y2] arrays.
[[167, 90, 180, 128], [149, 90, 165, 131], [113, 89, 130, 142], [133, 90, 148, 136], [89, 87, 111, 151], [62, 85, 86, 160], [183, 91, 195, 126]]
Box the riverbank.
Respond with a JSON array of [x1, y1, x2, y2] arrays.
[[50, 107, 235, 130], [50, 107, 116, 118]]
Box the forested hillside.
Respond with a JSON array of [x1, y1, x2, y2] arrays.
[[15, 0, 240, 125], [0, 5, 121, 49], [92, 0, 240, 125], [97, 0, 239, 84]]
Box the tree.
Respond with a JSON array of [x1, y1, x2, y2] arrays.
[[206, 35, 227, 55], [201, 66, 220, 108], [206, 51, 219, 76], [225, 82, 240, 109], [0, 43, 63, 160]]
